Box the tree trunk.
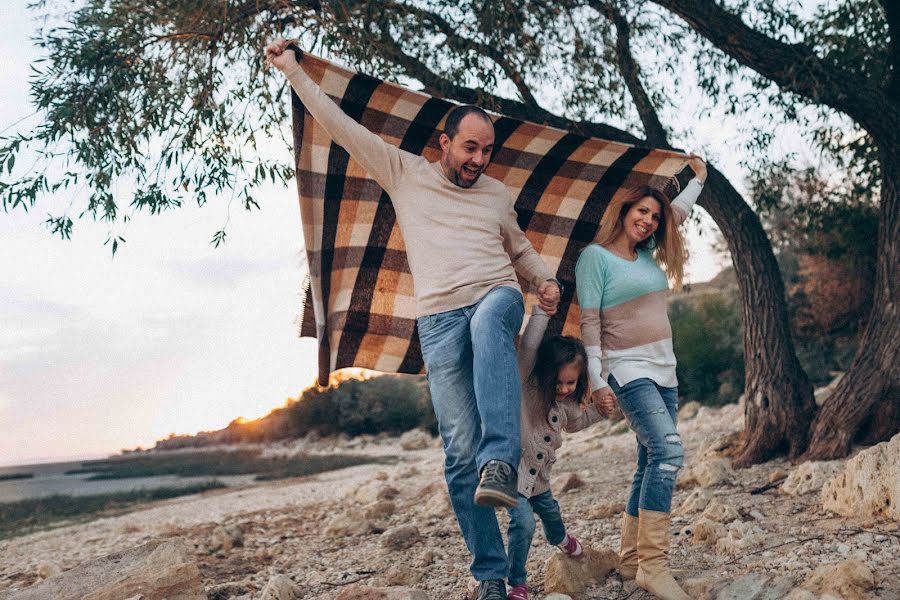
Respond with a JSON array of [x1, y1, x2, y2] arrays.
[[600, 5, 816, 466], [805, 138, 900, 459], [700, 168, 817, 465]]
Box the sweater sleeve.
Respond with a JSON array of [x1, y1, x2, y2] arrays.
[[561, 400, 604, 433], [518, 306, 549, 381], [575, 246, 609, 392], [671, 177, 704, 226], [286, 64, 410, 194], [501, 188, 554, 288]]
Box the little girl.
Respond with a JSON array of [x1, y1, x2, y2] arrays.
[[506, 306, 616, 600]]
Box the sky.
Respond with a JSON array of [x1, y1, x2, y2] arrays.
[[0, 2, 758, 466]]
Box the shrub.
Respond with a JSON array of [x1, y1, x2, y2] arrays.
[[670, 296, 744, 406]]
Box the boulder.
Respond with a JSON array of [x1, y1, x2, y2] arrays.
[[259, 574, 304, 600], [701, 499, 740, 523], [821, 433, 900, 521], [679, 458, 734, 488], [681, 518, 727, 546], [0, 538, 204, 600], [208, 580, 253, 600], [715, 521, 764, 555], [335, 586, 428, 600], [210, 524, 244, 552], [684, 574, 795, 600], [380, 525, 422, 550], [790, 560, 876, 600], [675, 488, 712, 515], [324, 512, 373, 536], [543, 546, 616, 596], [781, 461, 842, 496], [399, 429, 433, 450]]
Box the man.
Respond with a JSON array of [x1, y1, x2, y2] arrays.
[[266, 39, 561, 599]]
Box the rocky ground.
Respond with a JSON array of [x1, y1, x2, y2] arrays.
[[1, 400, 898, 600]]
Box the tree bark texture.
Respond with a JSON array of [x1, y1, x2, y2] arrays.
[[805, 140, 900, 459], [650, 0, 900, 460], [701, 168, 816, 465]]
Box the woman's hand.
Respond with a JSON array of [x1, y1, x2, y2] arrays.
[[265, 38, 301, 74], [591, 388, 618, 417], [688, 154, 707, 183]]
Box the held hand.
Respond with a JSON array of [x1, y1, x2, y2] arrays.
[[591, 388, 618, 417], [265, 38, 301, 74], [537, 280, 561, 315], [688, 154, 707, 183]]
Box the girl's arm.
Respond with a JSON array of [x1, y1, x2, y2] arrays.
[[518, 306, 550, 380], [671, 155, 707, 226], [561, 399, 603, 433], [574, 246, 609, 393]]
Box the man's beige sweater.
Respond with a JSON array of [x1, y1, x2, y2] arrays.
[[287, 65, 553, 317]]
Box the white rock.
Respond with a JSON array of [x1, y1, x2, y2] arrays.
[[259, 574, 304, 600], [821, 432, 900, 522], [781, 461, 842, 496], [680, 458, 734, 488], [701, 499, 740, 523], [715, 521, 764, 555], [675, 488, 712, 515]]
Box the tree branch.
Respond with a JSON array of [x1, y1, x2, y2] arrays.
[[592, 2, 669, 147], [372, 32, 643, 144], [647, 0, 892, 128], [384, 1, 542, 109], [881, 0, 900, 99]]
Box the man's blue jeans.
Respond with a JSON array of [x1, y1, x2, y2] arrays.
[[609, 375, 684, 515], [417, 285, 525, 581], [506, 491, 567, 586]]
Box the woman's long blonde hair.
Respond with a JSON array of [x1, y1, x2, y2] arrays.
[[594, 187, 687, 289]]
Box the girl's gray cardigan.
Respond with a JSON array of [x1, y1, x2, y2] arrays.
[[516, 307, 604, 498]]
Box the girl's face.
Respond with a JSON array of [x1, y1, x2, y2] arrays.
[[622, 196, 662, 245], [555, 361, 581, 401]]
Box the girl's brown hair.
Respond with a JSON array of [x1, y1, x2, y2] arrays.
[[528, 335, 588, 416], [594, 187, 687, 289]]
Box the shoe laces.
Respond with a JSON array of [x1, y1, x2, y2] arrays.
[[477, 580, 506, 600], [481, 460, 513, 485]]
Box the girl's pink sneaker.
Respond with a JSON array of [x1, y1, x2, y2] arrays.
[[557, 532, 583, 557], [507, 583, 527, 600]]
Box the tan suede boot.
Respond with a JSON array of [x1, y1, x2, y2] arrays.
[[618, 512, 639, 580], [635, 509, 691, 600]]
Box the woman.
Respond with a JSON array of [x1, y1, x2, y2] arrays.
[[574, 156, 706, 600]]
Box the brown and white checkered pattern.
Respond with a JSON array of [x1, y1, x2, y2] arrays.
[[291, 53, 689, 385]]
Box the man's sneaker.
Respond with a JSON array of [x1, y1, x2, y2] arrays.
[[507, 583, 528, 600], [474, 460, 518, 508], [557, 532, 583, 557], [475, 579, 506, 600]]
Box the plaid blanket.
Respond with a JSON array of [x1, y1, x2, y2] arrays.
[[291, 53, 690, 386]]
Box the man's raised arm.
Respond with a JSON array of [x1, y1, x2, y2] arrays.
[[266, 39, 408, 193]]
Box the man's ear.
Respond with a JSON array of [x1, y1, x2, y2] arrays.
[[439, 132, 450, 152]]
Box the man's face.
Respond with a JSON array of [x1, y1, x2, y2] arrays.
[[439, 114, 495, 188]]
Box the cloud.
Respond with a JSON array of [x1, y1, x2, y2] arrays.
[[166, 254, 294, 288]]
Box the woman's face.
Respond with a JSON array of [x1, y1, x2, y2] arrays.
[[622, 196, 662, 245]]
